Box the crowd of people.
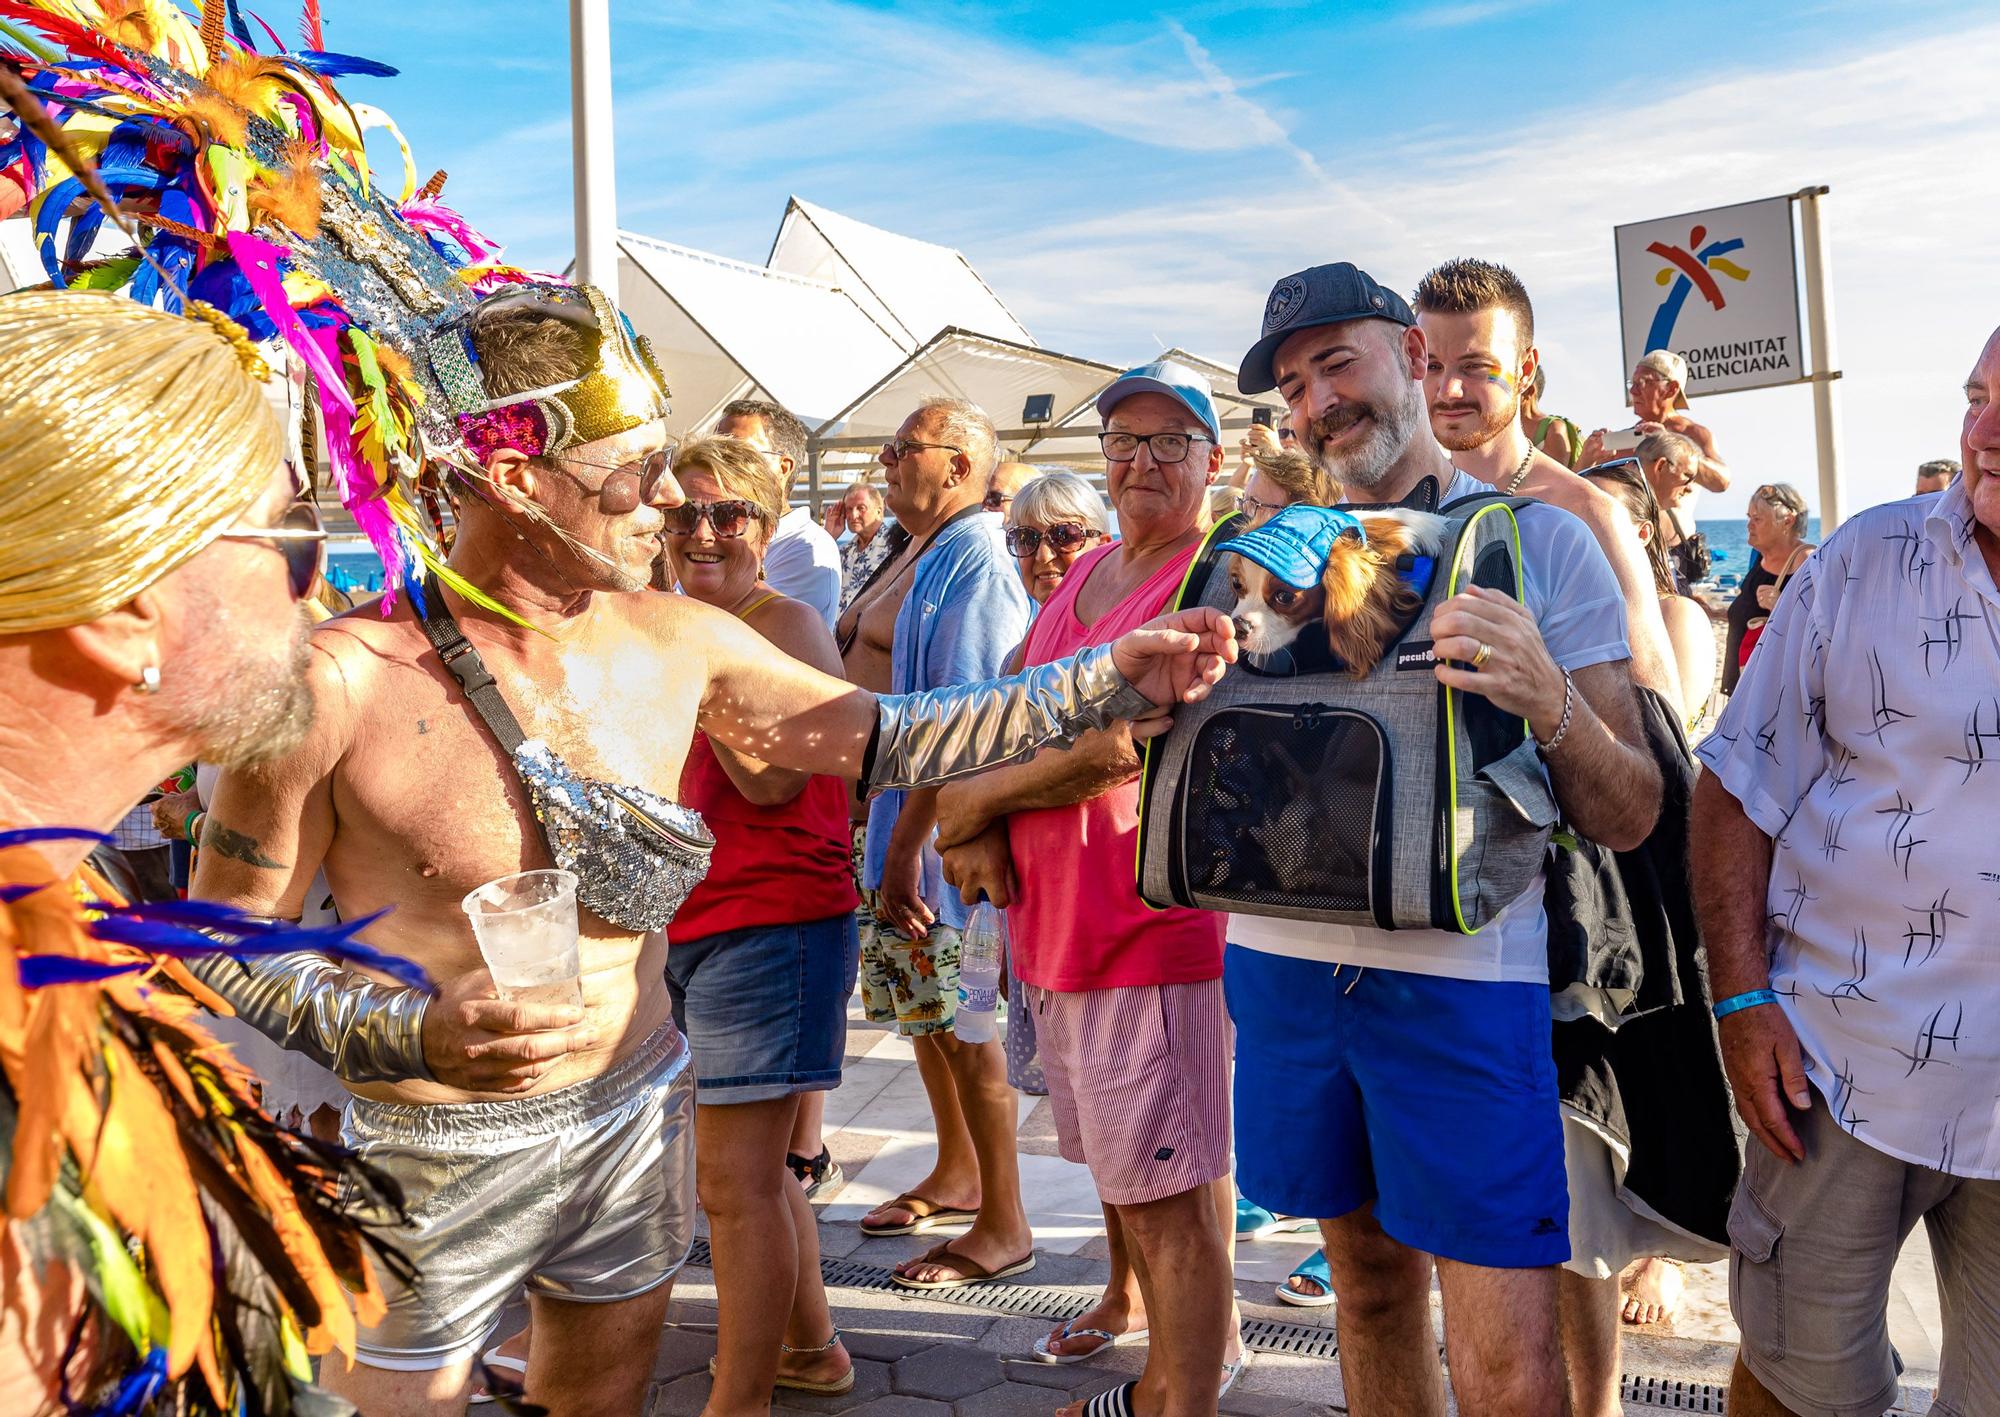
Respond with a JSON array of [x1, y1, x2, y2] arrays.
[[0, 20, 1991, 1417]]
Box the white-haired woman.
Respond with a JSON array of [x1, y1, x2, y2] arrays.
[[1724, 482, 1814, 695]]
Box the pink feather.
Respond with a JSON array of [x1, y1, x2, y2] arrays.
[[397, 198, 503, 267], [224, 232, 353, 414]]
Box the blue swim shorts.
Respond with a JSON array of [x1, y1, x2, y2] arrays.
[[1226, 944, 1569, 1270], [665, 912, 859, 1105]]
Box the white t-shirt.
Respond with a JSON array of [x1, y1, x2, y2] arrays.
[[1227, 469, 1630, 983], [762, 507, 842, 629]]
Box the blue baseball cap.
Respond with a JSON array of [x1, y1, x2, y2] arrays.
[[1237, 263, 1415, 395], [1097, 359, 1222, 445], [1222, 504, 1368, 589]]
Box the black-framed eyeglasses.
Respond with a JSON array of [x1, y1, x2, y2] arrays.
[[218, 501, 327, 599], [663, 499, 768, 540], [1098, 431, 1211, 464], [1005, 521, 1101, 558], [881, 438, 963, 464], [552, 446, 677, 515], [982, 488, 1015, 512]]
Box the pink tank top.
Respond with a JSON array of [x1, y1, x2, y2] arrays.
[[1006, 542, 1224, 991]]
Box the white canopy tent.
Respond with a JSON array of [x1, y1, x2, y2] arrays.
[[766, 196, 1032, 353], [806, 329, 1286, 505], [615, 231, 907, 436]]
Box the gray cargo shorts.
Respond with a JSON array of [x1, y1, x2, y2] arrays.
[[1729, 1089, 2000, 1417]]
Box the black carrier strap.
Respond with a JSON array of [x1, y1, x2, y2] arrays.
[[415, 573, 530, 755]]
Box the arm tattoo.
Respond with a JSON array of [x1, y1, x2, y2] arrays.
[[205, 822, 288, 870]]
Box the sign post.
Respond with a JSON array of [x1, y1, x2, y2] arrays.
[[1614, 189, 1843, 529], [569, 0, 618, 302], [1796, 186, 1844, 534]]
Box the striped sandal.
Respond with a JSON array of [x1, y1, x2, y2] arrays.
[[1076, 1381, 1138, 1416]]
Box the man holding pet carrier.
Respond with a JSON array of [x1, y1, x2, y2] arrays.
[[1221, 263, 1663, 1417]]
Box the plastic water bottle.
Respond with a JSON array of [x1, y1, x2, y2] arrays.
[[955, 901, 1004, 1044]]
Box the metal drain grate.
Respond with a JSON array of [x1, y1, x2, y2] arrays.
[[1621, 1377, 1726, 1412], [685, 1241, 1936, 1411]]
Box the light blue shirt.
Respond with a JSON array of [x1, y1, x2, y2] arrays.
[[863, 509, 1033, 931]]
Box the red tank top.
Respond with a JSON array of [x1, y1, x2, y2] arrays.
[[668, 734, 857, 943], [666, 593, 859, 942]]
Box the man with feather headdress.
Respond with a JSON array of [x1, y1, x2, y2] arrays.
[[2, 7, 1241, 1412]]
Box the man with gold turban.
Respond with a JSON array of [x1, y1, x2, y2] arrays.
[[0, 290, 406, 1416]]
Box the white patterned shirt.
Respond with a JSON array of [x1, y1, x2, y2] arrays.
[[1696, 481, 2000, 1178]]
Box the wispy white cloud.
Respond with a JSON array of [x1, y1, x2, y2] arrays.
[[1401, 0, 1554, 29], [972, 20, 2000, 515]]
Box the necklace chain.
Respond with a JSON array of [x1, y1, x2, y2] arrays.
[[1503, 446, 1536, 493]]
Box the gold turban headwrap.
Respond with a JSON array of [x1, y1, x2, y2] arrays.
[[0, 291, 285, 634]]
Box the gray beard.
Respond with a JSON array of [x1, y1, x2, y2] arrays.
[[1312, 381, 1428, 492], [169, 601, 317, 768]]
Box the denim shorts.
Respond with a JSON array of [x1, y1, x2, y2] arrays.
[[665, 913, 859, 1106]]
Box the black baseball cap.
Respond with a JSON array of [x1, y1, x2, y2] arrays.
[[1237, 262, 1415, 395]]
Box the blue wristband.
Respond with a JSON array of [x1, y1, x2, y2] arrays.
[[1713, 988, 1779, 1020]]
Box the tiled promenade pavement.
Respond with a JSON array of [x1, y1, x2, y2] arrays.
[[645, 1004, 1943, 1415]]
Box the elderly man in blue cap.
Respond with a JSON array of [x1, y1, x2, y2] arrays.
[[1225, 264, 1665, 1417], [936, 360, 1244, 1414]]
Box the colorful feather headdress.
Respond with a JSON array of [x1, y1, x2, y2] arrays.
[[0, 0, 663, 622]]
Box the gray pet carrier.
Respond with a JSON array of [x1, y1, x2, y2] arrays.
[[1136, 492, 1558, 933]]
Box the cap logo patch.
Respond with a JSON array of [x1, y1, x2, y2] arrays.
[[1265, 276, 1308, 334]]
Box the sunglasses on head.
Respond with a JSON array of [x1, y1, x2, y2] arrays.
[[218, 501, 328, 600], [1005, 522, 1099, 557], [664, 499, 765, 539], [552, 446, 677, 515]]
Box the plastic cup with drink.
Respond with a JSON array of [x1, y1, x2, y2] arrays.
[[461, 867, 584, 1009]]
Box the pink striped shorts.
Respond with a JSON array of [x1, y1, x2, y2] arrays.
[[1027, 977, 1232, 1206]]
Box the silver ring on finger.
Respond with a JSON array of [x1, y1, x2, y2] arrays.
[[1471, 641, 1493, 669]]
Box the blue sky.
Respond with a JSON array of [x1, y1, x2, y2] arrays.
[[326, 0, 1999, 518]]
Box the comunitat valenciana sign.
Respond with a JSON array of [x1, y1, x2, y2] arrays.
[[1614, 194, 1806, 397]]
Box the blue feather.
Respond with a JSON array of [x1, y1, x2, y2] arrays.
[[0, 827, 115, 850], [83, 902, 435, 993], [225, 0, 257, 49], [16, 956, 147, 989], [96, 1345, 168, 1416], [294, 50, 400, 78]]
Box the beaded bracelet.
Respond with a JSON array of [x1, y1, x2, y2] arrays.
[[1535, 669, 1575, 753], [1712, 988, 1780, 1020]]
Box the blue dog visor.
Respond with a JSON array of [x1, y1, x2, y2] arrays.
[[1222, 504, 1368, 588]]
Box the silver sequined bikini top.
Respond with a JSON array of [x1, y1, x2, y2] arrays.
[[514, 739, 714, 932]]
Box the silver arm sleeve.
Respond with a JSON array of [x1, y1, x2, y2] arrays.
[[186, 952, 434, 1086], [867, 642, 1156, 792]]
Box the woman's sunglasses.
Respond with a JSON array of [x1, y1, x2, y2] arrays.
[[218, 501, 327, 599], [554, 447, 677, 515], [664, 499, 765, 540], [1005, 522, 1099, 557]]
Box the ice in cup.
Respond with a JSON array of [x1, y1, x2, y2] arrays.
[[460, 868, 584, 1009]]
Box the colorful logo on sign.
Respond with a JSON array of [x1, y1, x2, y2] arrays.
[[1643, 225, 1751, 354]]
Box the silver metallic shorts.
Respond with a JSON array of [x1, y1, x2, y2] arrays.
[[342, 1022, 695, 1370]]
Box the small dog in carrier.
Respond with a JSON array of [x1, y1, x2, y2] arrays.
[[1223, 505, 1445, 675]]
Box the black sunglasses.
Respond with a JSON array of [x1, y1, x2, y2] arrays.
[[554, 447, 677, 515], [664, 499, 766, 540], [1006, 521, 1099, 557], [982, 488, 1015, 512], [219, 501, 327, 599]]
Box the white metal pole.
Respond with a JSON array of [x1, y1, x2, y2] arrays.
[[1797, 185, 1843, 534], [569, 0, 618, 301]]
